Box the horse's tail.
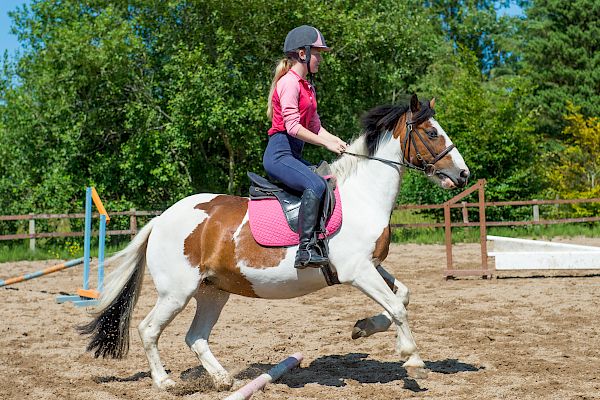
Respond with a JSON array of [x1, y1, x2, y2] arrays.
[[78, 218, 155, 359]]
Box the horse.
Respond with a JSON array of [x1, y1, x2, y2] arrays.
[[79, 94, 470, 390]]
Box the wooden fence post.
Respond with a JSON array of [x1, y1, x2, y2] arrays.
[[444, 204, 452, 272], [29, 214, 35, 251], [478, 182, 488, 274], [461, 201, 469, 223], [533, 201, 540, 223], [130, 208, 137, 239]]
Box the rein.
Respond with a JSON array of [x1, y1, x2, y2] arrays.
[[344, 111, 455, 177], [342, 151, 405, 172]]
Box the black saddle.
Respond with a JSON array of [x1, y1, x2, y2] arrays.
[[248, 162, 336, 233]]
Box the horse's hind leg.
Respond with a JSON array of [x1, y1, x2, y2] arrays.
[[138, 289, 195, 389], [351, 262, 426, 378], [185, 284, 232, 391]]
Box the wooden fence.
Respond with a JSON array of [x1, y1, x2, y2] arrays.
[[391, 179, 600, 278], [0, 210, 162, 250], [1, 180, 599, 276]]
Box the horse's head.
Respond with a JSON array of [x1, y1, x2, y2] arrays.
[[394, 94, 470, 189]]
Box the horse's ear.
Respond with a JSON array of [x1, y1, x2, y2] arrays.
[[430, 98, 436, 109], [410, 93, 420, 112]]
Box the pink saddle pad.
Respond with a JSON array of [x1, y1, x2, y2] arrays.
[[248, 187, 343, 247]]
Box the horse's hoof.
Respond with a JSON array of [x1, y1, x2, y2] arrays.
[[351, 326, 366, 340], [155, 377, 177, 390], [405, 366, 428, 380], [212, 373, 234, 391], [351, 318, 373, 340]]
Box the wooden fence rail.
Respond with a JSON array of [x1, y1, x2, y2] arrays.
[[0, 210, 162, 250], [393, 197, 600, 229], [1, 189, 599, 256]]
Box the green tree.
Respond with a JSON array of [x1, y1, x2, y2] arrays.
[[0, 0, 443, 214], [545, 104, 600, 215], [423, 0, 526, 74], [1, 1, 186, 213], [404, 46, 544, 220], [522, 0, 600, 136]]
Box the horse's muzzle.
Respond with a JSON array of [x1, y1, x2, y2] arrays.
[[456, 169, 470, 188]]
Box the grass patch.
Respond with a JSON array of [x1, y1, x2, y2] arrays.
[[0, 239, 129, 263]]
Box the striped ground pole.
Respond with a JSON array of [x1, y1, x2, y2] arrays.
[[223, 353, 303, 400], [0, 257, 85, 288]]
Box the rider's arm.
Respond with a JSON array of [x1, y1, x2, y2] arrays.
[[278, 75, 304, 136], [278, 75, 344, 154], [294, 127, 344, 154], [317, 126, 347, 148]]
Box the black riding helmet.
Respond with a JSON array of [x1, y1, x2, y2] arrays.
[[284, 25, 331, 76]]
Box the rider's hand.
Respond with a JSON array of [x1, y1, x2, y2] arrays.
[[335, 136, 348, 148], [325, 137, 347, 154]]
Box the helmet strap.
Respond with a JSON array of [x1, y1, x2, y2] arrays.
[[288, 47, 316, 87], [304, 45, 312, 72], [304, 45, 316, 87]]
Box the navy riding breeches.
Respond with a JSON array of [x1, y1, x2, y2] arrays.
[[263, 132, 326, 198]]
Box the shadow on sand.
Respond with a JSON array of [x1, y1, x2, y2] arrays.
[[91, 353, 483, 394], [235, 353, 483, 393]]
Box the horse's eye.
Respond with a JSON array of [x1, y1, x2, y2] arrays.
[[426, 129, 438, 139]]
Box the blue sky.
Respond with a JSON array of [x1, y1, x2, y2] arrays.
[[0, 0, 29, 58], [499, 2, 524, 17]]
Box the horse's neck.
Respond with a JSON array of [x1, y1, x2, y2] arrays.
[[338, 135, 404, 220]]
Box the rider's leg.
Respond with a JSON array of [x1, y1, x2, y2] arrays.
[[274, 157, 327, 268], [263, 133, 328, 268], [294, 188, 328, 268]]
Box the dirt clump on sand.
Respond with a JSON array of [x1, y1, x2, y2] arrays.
[[1, 239, 600, 399]]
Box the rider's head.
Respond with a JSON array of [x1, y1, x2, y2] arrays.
[[284, 25, 331, 74], [267, 25, 331, 118]]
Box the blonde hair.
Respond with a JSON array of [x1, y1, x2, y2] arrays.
[[267, 57, 294, 119]]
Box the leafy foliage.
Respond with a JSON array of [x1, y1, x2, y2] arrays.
[[0, 0, 443, 213], [423, 0, 527, 75], [522, 0, 600, 136], [0, 0, 597, 222], [545, 103, 600, 216], [405, 47, 543, 206]]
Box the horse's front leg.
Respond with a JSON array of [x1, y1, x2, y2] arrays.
[[350, 262, 426, 378], [352, 266, 414, 358]]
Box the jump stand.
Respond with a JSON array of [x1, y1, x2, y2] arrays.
[[487, 235, 600, 270], [56, 187, 110, 306], [223, 353, 303, 400]]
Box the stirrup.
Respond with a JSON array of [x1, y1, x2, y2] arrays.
[[294, 249, 328, 269]]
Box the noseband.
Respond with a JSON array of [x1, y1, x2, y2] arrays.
[[345, 111, 455, 176]]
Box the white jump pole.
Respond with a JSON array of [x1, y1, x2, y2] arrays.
[[487, 235, 600, 270], [223, 352, 303, 400]]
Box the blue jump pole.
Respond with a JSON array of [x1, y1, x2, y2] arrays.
[[97, 214, 106, 293], [82, 187, 92, 291]]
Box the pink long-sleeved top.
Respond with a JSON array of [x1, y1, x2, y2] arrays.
[[268, 69, 321, 136]]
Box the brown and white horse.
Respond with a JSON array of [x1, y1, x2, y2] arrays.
[[80, 94, 469, 390]]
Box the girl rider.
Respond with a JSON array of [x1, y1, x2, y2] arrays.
[[264, 25, 347, 269]]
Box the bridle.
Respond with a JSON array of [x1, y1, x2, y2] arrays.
[[344, 111, 455, 177]]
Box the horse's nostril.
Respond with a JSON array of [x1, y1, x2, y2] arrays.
[[460, 169, 470, 179]]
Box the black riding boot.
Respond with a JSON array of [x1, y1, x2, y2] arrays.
[[294, 189, 329, 269]]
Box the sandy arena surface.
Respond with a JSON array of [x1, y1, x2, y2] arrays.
[[1, 239, 600, 400]]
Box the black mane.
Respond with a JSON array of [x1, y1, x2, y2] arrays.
[[360, 99, 436, 156]]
